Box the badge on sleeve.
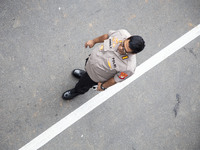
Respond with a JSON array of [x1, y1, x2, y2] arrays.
[[118, 72, 128, 79]]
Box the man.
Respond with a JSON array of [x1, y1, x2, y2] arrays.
[[62, 29, 145, 100]]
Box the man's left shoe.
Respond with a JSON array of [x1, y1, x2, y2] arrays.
[[62, 89, 79, 100], [72, 69, 86, 79]]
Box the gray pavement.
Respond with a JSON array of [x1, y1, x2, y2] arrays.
[[0, 0, 200, 150]]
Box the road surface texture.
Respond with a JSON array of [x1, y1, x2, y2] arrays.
[[0, 0, 200, 150]]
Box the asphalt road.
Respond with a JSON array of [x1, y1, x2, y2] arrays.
[[0, 0, 200, 150]]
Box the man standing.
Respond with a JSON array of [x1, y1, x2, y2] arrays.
[[62, 29, 145, 100]]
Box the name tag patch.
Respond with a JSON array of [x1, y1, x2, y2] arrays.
[[122, 55, 129, 60]]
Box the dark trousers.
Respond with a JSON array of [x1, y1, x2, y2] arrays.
[[74, 72, 97, 94]]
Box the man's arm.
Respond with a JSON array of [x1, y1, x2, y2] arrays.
[[97, 77, 116, 91], [85, 34, 109, 48]]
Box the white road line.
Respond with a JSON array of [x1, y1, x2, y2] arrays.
[[19, 24, 200, 150]]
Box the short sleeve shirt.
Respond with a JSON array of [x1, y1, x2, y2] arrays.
[[85, 29, 136, 83]]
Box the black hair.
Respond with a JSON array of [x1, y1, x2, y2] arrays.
[[128, 36, 145, 54]]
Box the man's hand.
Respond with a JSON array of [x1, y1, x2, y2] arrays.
[[85, 40, 95, 48], [85, 34, 109, 49], [97, 82, 103, 91]]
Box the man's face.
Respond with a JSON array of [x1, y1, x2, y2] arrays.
[[117, 39, 133, 55]]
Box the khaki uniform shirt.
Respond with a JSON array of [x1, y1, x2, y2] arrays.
[[85, 29, 136, 83]]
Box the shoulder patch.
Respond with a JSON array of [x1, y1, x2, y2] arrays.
[[118, 72, 128, 79]]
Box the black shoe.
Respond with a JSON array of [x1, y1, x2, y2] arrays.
[[62, 89, 79, 100], [72, 69, 86, 79]]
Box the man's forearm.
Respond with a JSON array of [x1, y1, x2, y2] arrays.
[[97, 77, 116, 91], [102, 77, 116, 89], [93, 34, 109, 44]]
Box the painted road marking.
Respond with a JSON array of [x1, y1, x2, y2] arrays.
[[19, 24, 200, 150]]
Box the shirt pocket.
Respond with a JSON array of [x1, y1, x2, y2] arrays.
[[104, 57, 118, 72]]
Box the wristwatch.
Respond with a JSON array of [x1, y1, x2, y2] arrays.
[[100, 83, 106, 90]]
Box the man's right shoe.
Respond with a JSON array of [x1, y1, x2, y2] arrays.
[[62, 89, 79, 100], [72, 69, 86, 79]]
